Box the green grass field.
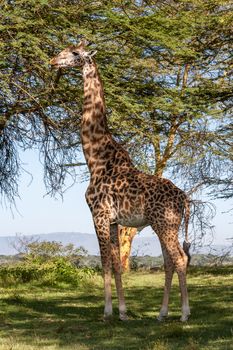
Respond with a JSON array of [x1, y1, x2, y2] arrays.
[[0, 267, 232, 350]]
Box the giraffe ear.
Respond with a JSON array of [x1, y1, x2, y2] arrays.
[[89, 50, 97, 57]]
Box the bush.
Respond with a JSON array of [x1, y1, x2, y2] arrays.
[[0, 239, 95, 287], [0, 264, 41, 285], [38, 257, 95, 286], [0, 258, 95, 287]]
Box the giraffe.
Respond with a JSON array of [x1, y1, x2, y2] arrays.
[[50, 40, 191, 322]]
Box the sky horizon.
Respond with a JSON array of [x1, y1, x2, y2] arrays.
[[0, 150, 232, 246]]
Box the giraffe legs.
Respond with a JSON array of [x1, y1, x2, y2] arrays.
[[93, 216, 113, 319], [103, 269, 113, 319], [93, 216, 127, 320], [110, 223, 127, 320], [154, 226, 190, 322], [93, 214, 189, 322], [157, 243, 175, 321]]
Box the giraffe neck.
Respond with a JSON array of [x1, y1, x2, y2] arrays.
[[82, 60, 107, 131], [81, 60, 112, 173]]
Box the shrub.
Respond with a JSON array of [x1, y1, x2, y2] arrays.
[[39, 257, 95, 286], [0, 258, 95, 287], [0, 264, 41, 285], [0, 239, 95, 287]]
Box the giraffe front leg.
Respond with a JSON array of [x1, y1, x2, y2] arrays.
[[93, 216, 113, 320], [103, 268, 113, 320], [110, 224, 128, 321]]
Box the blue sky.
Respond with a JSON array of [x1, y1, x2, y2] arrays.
[[0, 150, 232, 246]]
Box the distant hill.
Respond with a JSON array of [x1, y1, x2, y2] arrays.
[[0, 232, 231, 256], [131, 236, 232, 257], [0, 232, 162, 256], [0, 232, 99, 256]]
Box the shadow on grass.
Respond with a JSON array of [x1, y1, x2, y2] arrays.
[[0, 271, 233, 350]]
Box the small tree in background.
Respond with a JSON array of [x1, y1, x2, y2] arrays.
[[25, 240, 87, 264], [1, 237, 92, 286], [11, 235, 87, 264]]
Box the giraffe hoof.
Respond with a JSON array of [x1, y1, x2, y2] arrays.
[[180, 314, 190, 322], [103, 314, 113, 322], [157, 314, 168, 322], [157, 310, 168, 322], [180, 307, 190, 322], [119, 313, 128, 321]]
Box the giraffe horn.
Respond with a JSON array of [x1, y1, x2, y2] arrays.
[[77, 38, 90, 48]]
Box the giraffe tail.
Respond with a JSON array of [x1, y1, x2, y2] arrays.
[[183, 197, 191, 266]]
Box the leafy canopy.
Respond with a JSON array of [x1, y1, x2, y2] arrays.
[[0, 0, 232, 201]]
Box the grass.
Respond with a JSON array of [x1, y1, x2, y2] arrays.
[[0, 266, 232, 350]]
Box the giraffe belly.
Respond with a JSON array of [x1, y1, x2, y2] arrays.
[[116, 215, 149, 228]]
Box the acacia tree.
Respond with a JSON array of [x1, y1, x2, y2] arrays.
[[0, 0, 85, 202], [0, 1, 232, 268]]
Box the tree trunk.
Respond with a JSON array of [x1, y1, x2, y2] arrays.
[[118, 226, 138, 272]]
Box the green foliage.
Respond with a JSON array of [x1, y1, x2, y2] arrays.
[[24, 240, 87, 263], [0, 258, 95, 287], [0, 240, 94, 287], [0, 0, 232, 201], [38, 257, 95, 286], [0, 263, 40, 284]]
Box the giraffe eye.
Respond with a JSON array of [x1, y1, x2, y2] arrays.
[[72, 52, 79, 57]]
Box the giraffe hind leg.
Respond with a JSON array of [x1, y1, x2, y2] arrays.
[[157, 242, 175, 321], [176, 243, 191, 322], [153, 225, 190, 322], [110, 223, 127, 320]]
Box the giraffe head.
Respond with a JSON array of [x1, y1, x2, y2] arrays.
[[50, 40, 97, 69]]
